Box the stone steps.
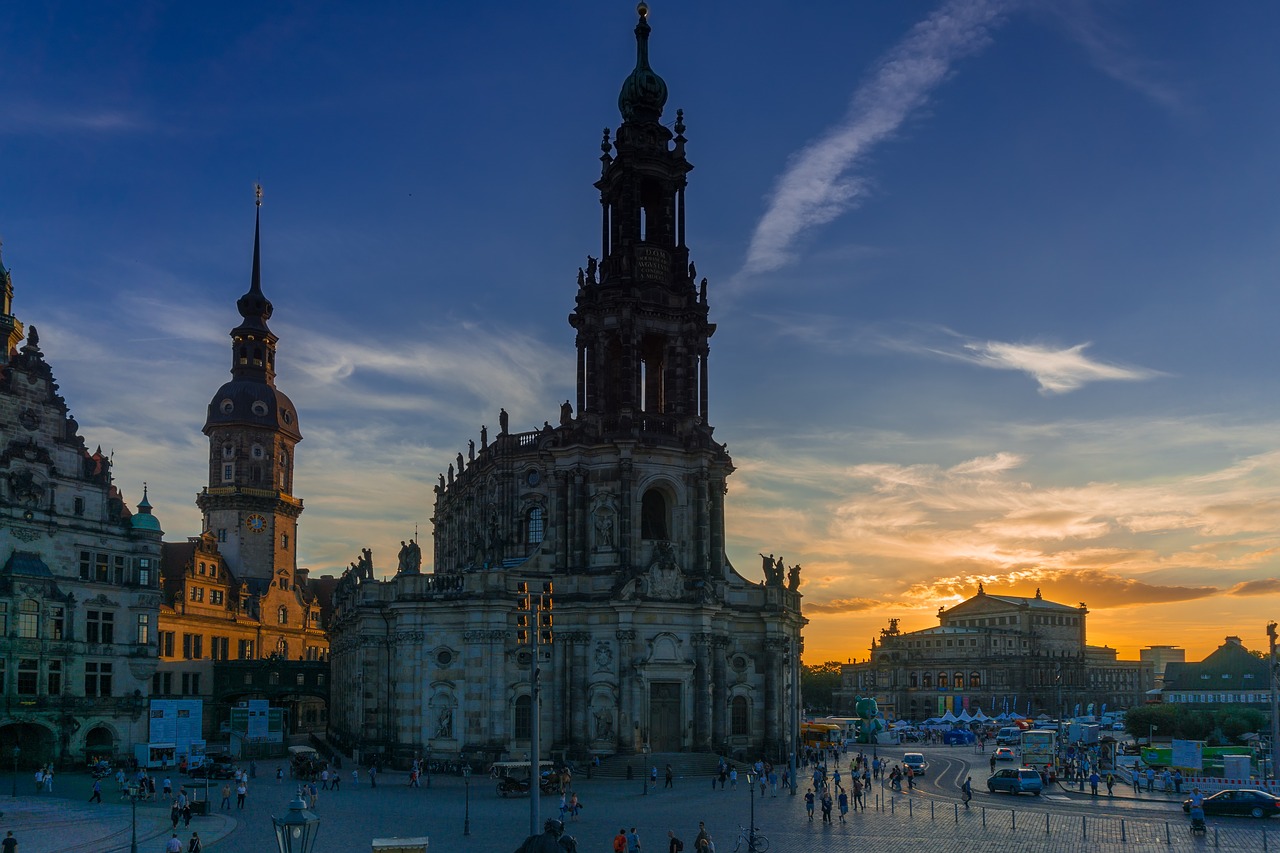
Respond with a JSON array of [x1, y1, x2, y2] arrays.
[[589, 752, 724, 780]]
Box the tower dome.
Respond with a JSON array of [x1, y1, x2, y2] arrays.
[[618, 2, 667, 123]]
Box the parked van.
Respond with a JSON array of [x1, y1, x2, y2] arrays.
[[996, 726, 1022, 746]]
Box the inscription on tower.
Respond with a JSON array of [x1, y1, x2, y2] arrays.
[[635, 245, 670, 282]]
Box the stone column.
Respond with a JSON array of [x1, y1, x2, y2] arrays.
[[616, 628, 637, 753], [710, 635, 728, 748], [692, 632, 712, 751]]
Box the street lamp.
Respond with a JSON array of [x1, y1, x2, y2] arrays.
[[462, 762, 472, 836], [10, 747, 18, 798], [745, 771, 757, 850], [127, 783, 140, 853], [272, 794, 321, 853]]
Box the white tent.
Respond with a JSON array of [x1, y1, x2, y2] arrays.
[[971, 709, 990, 721], [940, 710, 959, 723], [956, 709, 974, 722]]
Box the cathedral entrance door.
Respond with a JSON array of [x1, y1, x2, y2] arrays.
[[649, 682, 682, 752]]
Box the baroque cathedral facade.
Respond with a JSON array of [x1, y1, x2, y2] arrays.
[[328, 7, 805, 766]]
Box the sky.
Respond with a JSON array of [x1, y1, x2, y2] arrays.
[[4, 1, 1280, 666]]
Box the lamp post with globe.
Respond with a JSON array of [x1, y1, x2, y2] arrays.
[[272, 793, 321, 853], [127, 782, 142, 853]]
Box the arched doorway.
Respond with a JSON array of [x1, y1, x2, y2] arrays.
[[0, 722, 56, 768], [85, 725, 116, 761]]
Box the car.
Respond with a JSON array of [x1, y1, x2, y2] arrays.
[[993, 747, 1016, 762], [1182, 789, 1280, 819], [188, 760, 236, 780], [902, 753, 927, 777], [988, 767, 1043, 796]]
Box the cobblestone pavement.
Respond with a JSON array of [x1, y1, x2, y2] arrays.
[[6, 748, 1280, 852]]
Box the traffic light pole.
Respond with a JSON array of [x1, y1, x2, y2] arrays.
[[530, 595, 541, 838]]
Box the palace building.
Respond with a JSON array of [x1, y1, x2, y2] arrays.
[[155, 196, 329, 740], [0, 247, 163, 766], [327, 6, 805, 767], [836, 586, 1153, 721]]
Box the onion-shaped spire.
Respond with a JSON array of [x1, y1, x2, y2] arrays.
[[617, 2, 668, 123]]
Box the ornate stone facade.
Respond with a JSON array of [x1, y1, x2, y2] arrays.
[[0, 249, 161, 765], [328, 8, 805, 767], [836, 586, 1153, 720]]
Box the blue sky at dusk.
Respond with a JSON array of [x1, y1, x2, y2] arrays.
[[5, 1, 1280, 663]]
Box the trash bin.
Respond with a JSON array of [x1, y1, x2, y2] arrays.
[[189, 800, 209, 816]]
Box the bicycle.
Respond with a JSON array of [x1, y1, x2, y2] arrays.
[[732, 825, 769, 853]]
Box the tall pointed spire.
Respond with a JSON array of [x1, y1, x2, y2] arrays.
[[617, 2, 668, 123], [236, 183, 273, 332]]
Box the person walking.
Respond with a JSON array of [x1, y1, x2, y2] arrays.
[[42, 767, 53, 793], [628, 827, 642, 853], [612, 828, 628, 853], [33, 768, 43, 795], [277, 767, 284, 784], [170, 800, 182, 830], [667, 830, 683, 853], [220, 783, 231, 811], [694, 822, 711, 853], [804, 788, 815, 821], [852, 777, 864, 811], [1, 830, 15, 853], [165, 834, 182, 853], [235, 780, 247, 809], [665, 764, 674, 789], [961, 776, 972, 809], [330, 770, 341, 792], [1132, 767, 1141, 794], [1089, 771, 1100, 796], [368, 765, 377, 788], [728, 768, 737, 790], [89, 779, 102, 804], [163, 777, 172, 798], [1106, 772, 1115, 796], [820, 789, 833, 823], [187, 832, 202, 853], [837, 789, 848, 823], [352, 768, 359, 787]]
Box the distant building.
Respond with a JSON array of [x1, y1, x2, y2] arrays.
[[836, 585, 1152, 720], [1141, 645, 1186, 688], [328, 8, 804, 768], [0, 249, 162, 766], [1160, 636, 1268, 708], [156, 199, 329, 742]]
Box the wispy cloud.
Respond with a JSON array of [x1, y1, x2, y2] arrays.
[[0, 102, 151, 135], [739, 0, 1011, 277], [955, 340, 1159, 394], [1046, 0, 1184, 113]]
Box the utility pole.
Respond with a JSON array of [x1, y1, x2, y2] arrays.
[[1268, 622, 1278, 780]]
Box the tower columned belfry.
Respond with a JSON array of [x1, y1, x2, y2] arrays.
[[196, 187, 304, 584], [573, 1, 712, 429]]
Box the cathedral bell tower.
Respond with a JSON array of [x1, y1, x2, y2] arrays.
[[570, 2, 715, 438], [196, 187, 304, 582]]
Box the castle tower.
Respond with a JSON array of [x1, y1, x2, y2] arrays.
[[195, 188, 304, 584]]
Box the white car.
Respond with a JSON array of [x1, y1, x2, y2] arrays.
[[903, 753, 927, 776]]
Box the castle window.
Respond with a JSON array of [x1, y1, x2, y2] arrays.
[[278, 606, 288, 625], [641, 488, 669, 539], [211, 589, 224, 606], [73, 497, 84, 516], [922, 673, 932, 689], [937, 672, 949, 689], [514, 695, 532, 739], [223, 444, 235, 459], [17, 659, 37, 695], [731, 696, 750, 736], [527, 507, 545, 545], [17, 600, 39, 639], [281, 533, 289, 550], [50, 607, 63, 640], [84, 662, 113, 697], [222, 464, 234, 482], [970, 672, 981, 688], [46, 660, 62, 695], [136, 614, 150, 645], [217, 529, 227, 543], [252, 445, 264, 458]]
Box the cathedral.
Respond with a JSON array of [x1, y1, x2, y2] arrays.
[[328, 6, 805, 767], [0, 247, 163, 765]]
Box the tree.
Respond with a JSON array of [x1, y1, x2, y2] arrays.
[[801, 661, 844, 715]]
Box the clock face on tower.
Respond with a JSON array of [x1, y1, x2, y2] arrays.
[[245, 514, 267, 533]]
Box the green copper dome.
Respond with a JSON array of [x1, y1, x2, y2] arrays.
[[131, 485, 163, 533], [618, 3, 667, 123]]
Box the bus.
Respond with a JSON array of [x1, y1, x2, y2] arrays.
[[801, 722, 843, 749], [814, 717, 860, 744], [1020, 729, 1056, 769]]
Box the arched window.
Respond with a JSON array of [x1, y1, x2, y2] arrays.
[[909, 672, 919, 688], [954, 671, 964, 689], [922, 673, 932, 689], [969, 672, 981, 689], [937, 672, 949, 689], [527, 507, 545, 545], [514, 695, 532, 740], [277, 606, 288, 625], [731, 696, 749, 736], [641, 489, 668, 540], [17, 600, 39, 638]]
